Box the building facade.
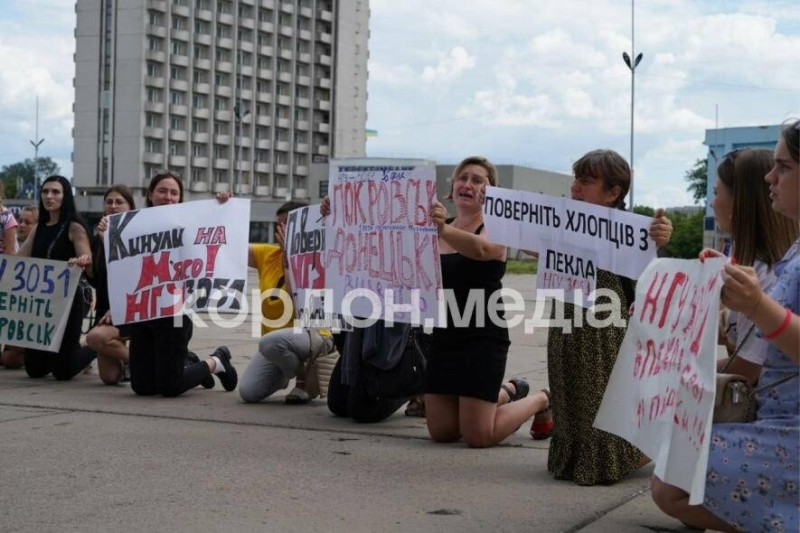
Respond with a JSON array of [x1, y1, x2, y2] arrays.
[[73, 0, 369, 225], [703, 125, 779, 248]]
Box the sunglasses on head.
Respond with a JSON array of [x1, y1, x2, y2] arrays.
[[720, 147, 749, 162], [152, 168, 182, 179]]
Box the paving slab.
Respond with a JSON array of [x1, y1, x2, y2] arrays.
[[0, 273, 675, 532]]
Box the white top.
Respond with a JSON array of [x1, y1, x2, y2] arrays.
[[726, 260, 776, 365]]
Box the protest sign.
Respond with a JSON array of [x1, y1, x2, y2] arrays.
[[285, 204, 348, 330], [594, 257, 725, 505], [0, 255, 82, 351], [536, 240, 598, 307], [324, 159, 442, 325], [482, 187, 656, 281], [105, 199, 250, 325]]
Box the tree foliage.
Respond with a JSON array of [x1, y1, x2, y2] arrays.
[[633, 205, 655, 217], [661, 210, 705, 259], [634, 205, 705, 259], [0, 157, 60, 199], [685, 158, 708, 205]]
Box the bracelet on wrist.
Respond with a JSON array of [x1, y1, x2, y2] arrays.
[[764, 307, 793, 340]]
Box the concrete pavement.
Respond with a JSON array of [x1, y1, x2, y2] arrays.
[[0, 273, 700, 532]]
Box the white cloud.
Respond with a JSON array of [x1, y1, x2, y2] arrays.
[[0, 3, 75, 175], [2, 0, 798, 207], [421, 47, 476, 82]]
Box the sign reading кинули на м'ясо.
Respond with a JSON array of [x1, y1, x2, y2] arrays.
[[104, 199, 250, 325]]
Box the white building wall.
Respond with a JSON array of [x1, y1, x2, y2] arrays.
[[73, 0, 369, 223]]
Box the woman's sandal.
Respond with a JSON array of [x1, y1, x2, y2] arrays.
[[404, 396, 426, 417], [500, 378, 530, 403], [530, 389, 554, 440]]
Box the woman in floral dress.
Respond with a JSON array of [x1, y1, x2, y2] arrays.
[[652, 119, 800, 532]]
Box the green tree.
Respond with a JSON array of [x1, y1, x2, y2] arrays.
[[0, 157, 61, 199], [685, 158, 708, 205], [662, 210, 704, 259], [633, 205, 655, 217]]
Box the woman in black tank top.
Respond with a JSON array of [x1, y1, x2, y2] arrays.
[[424, 157, 550, 448], [14, 175, 96, 380]]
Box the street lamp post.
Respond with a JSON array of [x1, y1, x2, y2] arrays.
[[30, 95, 45, 201], [233, 49, 250, 194], [622, 0, 642, 209], [234, 103, 249, 194]]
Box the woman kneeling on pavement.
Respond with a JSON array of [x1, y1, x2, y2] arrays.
[[545, 150, 672, 485], [426, 156, 550, 448], [83, 185, 137, 385], [15, 176, 97, 380], [112, 171, 237, 397]]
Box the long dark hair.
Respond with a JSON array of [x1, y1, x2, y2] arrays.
[[33, 175, 89, 257], [37, 175, 87, 228], [717, 149, 798, 267]]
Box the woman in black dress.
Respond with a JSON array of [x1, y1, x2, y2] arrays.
[[426, 156, 550, 448]]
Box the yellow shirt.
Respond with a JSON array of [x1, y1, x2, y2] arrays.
[[252, 244, 292, 335], [251, 244, 331, 338]]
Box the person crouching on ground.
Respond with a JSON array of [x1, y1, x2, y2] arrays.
[[238, 201, 336, 405]]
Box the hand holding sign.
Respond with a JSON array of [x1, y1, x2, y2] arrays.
[[720, 263, 764, 315], [649, 208, 673, 248]]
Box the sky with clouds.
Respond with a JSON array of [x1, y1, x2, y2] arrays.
[[1, 0, 797, 207]]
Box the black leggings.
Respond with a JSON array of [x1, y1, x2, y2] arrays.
[[25, 295, 96, 380], [128, 315, 211, 397], [327, 356, 407, 423]]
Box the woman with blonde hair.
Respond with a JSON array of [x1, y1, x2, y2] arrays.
[[16, 205, 38, 247], [1, 204, 39, 368], [0, 181, 18, 254], [426, 156, 550, 448]]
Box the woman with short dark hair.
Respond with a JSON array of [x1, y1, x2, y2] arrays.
[[545, 150, 673, 485]]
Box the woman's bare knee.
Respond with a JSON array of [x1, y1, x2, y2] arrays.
[[428, 428, 460, 443], [462, 430, 494, 448]]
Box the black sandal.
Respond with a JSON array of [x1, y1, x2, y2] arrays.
[[404, 396, 426, 417], [501, 378, 530, 402]]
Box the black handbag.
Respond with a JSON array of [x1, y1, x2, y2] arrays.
[[361, 328, 427, 400]]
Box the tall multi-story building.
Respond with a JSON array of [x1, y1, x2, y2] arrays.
[[73, 0, 369, 231]]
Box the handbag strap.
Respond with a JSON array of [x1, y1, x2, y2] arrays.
[[752, 371, 799, 397], [46, 223, 68, 260], [720, 323, 755, 373]]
